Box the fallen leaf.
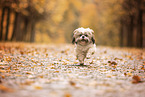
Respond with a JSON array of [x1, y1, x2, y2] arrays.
[[132, 75, 142, 84], [34, 85, 42, 90], [1, 75, 5, 78], [21, 80, 35, 85], [26, 71, 34, 74], [124, 73, 127, 76], [64, 92, 72, 97], [0, 70, 6, 73], [0, 84, 14, 92], [20, 51, 24, 55], [54, 71, 59, 73], [69, 81, 76, 86], [111, 61, 117, 65], [127, 73, 132, 76]]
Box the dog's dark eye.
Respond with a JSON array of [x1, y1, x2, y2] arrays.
[[79, 34, 82, 36], [85, 34, 88, 37]]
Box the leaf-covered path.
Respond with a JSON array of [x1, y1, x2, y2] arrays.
[[0, 43, 145, 97]]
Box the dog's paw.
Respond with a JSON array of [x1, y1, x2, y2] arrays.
[[86, 56, 91, 59], [80, 63, 84, 65]]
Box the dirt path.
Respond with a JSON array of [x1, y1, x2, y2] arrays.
[[0, 43, 145, 97]]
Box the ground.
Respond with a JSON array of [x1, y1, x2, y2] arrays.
[[0, 42, 145, 97]]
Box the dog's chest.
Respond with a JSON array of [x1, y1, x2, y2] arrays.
[[76, 44, 92, 53]]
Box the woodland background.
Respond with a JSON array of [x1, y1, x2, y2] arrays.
[[0, 0, 145, 47]]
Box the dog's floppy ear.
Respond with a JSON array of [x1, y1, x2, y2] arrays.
[[91, 36, 95, 44], [72, 29, 77, 44], [90, 30, 95, 44], [72, 36, 75, 44]]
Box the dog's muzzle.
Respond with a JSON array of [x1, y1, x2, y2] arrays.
[[82, 35, 85, 39], [78, 38, 89, 45]]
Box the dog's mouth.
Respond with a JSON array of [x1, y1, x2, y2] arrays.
[[81, 39, 88, 42], [79, 39, 88, 45]]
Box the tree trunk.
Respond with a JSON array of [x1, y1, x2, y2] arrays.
[[136, 0, 143, 48], [120, 19, 124, 47], [30, 20, 36, 42], [23, 18, 28, 41], [16, 13, 22, 41], [137, 9, 143, 48], [143, 11, 145, 48], [127, 15, 134, 47], [0, 8, 5, 40], [11, 12, 22, 41], [11, 12, 18, 41], [5, 7, 10, 41]]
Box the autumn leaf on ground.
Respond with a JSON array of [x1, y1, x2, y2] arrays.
[[132, 75, 142, 84], [0, 84, 15, 92], [69, 81, 76, 86], [0, 43, 145, 97], [21, 80, 35, 85], [64, 92, 72, 97], [34, 85, 42, 90]]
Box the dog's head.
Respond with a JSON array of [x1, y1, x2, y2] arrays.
[[72, 27, 95, 45]]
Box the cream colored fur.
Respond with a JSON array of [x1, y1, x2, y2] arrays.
[[72, 27, 96, 65]]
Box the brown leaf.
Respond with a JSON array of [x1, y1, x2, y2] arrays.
[[111, 61, 117, 65], [108, 61, 117, 67], [69, 81, 76, 86], [26, 71, 34, 74], [1, 75, 5, 79], [46, 53, 48, 57], [132, 75, 142, 84], [64, 92, 72, 97], [124, 73, 127, 76], [20, 51, 24, 55], [0, 84, 14, 92]]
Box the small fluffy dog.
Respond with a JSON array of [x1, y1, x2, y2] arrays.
[[72, 27, 96, 65]]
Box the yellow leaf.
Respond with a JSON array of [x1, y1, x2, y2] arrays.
[[54, 71, 59, 73], [34, 86, 42, 90], [127, 73, 132, 76], [106, 75, 112, 78], [64, 93, 72, 97], [0, 70, 6, 73]]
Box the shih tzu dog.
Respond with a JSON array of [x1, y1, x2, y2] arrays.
[[72, 27, 96, 65]]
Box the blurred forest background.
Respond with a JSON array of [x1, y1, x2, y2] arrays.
[[0, 0, 145, 47]]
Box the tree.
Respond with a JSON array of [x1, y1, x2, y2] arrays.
[[120, 0, 145, 48], [0, 0, 48, 42]]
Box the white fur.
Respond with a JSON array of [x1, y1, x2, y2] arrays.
[[73, 27, 96, 65], [73, 27, 94, 35]]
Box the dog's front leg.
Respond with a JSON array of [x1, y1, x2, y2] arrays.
[[77, 52, 86, 65], [86, 45, 96, 59]]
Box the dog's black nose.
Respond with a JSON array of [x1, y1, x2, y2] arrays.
[[82, 36, 85, 38]]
